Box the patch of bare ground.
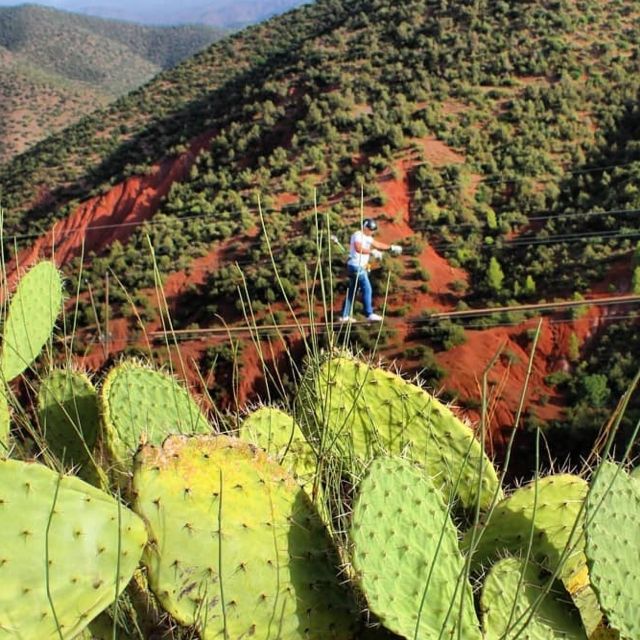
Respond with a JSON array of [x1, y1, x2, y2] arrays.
[[442, 99, 470, 115], [437, 307, 603, 452], [352, 103, 372, 117], [413, 136, 466, 166]]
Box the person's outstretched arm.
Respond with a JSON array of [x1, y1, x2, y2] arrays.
[[372, 239, 403, 254]]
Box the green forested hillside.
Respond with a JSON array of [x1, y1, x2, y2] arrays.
[[0, 4, 224, 162], [1, 0, 639, 455]]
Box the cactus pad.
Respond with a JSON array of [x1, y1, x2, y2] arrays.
[[481, 557, 587, 639], [0, 458, 147, 638], [300, 355, 500, 510], [100, 361, 209, 467], [350, 456, 482, 639], [585, 461, 640, 640], [132, 434, 356, 639], [463, 475, 588, 589], [1, 261, 63, 382], [38, 369, 99, 469], [239, 406, 316, 484]]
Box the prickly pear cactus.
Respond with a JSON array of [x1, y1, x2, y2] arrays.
[[100, 361, 209, 468], [463, 475, 588, 590], [239, 406, 316, 484], [350, 456, 482, 639], [462, 474, 603, 636], [38, 369, 99, 469], [0, 458, 147, 638], [1, 261, 63, 382], [481, 557, 587, 639], [133, 434, 356, 639], [300, 354, 500, 510], [585, 461, 640, 640]]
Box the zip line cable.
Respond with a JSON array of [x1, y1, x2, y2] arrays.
[[127, 294, 640, 340], [62, 224, 638, 282], [5, 157, 640, 245], [77, 302, 638, 348], [9, 208, 640, 279], [9, 202, 640, 248]]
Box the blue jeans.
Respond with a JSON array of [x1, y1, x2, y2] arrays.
[[341, 265, 373, 317]]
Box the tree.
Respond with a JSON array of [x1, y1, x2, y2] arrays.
[[487, 257, 504, 293], [524, 274, 536, 296], [582, 374, 610, 408], [568, 332, 580, 362]]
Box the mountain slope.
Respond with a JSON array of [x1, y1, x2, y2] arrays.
[[1, 0, 639, 459], [0, 4, 225, 163]]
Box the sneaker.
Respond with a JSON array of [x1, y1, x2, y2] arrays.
[[338, 315, 353, 323], [366, 313, 383, 322]]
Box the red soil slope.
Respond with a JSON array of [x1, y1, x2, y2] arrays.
[[7, 132, 214, 287]]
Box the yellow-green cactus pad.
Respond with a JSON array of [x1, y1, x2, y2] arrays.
[[38, 369, 99, 470], [133, 435, 356, 639], [239, 406, 317, 484], [585, 461, 640, 640], [300, 355, 500, 510], [1, 261, 63, 382], [0, 459, 147, 638], [481, 557, 587, 639], [350, 456, 482, 639], [100, 361, 209, 467]]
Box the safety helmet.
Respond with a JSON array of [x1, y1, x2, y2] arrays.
[[363, 218, 378, 231]]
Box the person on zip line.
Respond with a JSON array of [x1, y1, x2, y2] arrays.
[[339, 217, 402, 323]]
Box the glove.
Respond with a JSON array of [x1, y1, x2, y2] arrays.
[[390, 244, 403, 255], [371, 249, 383, 260]]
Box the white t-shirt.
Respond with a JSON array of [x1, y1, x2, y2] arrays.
[[348, 230, 374, 268]]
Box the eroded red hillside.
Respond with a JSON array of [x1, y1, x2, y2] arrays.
[[11, 129, 632, 448], [7, 132, 214, 287]]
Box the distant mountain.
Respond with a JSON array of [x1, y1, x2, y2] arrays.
[[0, 0, 308, 27], [192, 0, 306, 29], [0, 4, 225, 162]]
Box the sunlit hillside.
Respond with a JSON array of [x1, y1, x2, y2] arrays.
[[1, 0, 639, 463]]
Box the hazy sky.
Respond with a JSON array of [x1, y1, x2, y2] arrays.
[[0, 0, 305, 26]]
